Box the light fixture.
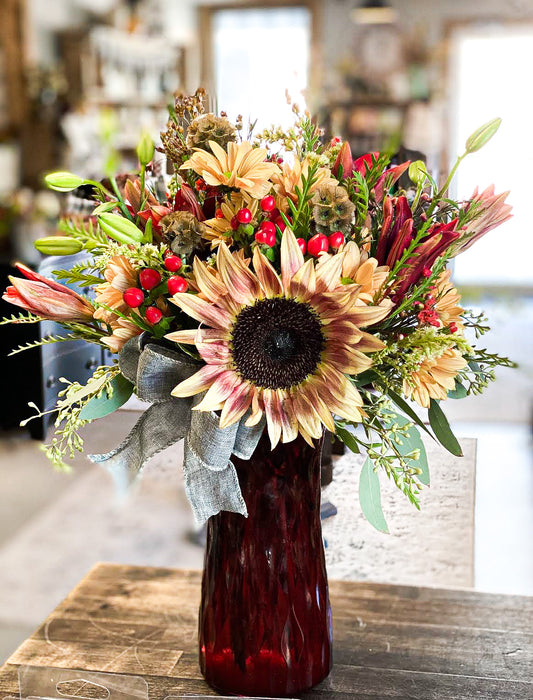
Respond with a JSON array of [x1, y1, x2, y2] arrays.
[[351, 0, 398, 25]]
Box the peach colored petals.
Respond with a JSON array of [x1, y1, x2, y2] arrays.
[[102, 317, 142, 353], [434, 269, 464, 332], [402, 347, 468, 408], [181, 141, 280, 198], [271, 156, 337, 212], [166, 229, 392, 448], [94, 255, 138, 323]]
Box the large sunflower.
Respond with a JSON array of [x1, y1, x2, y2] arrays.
[[166, 230, 392, 447]]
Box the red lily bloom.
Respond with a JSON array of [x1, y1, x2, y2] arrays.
[[3, 263, 95, 321]]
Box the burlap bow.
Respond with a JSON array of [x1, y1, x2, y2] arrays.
[[89, 336, 265, 523]]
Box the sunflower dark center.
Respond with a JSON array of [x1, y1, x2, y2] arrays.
[[231, 297, 324, 390]]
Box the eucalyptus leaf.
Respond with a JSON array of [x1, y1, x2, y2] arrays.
[[79, 374, 134, 420], [335, 426, 360, 454], [447, 380, 468, 399], [384, 412, 430, 486], [387, 388, 434, 439], [428, 399, 463, 456], [359, 457, 389, 533]]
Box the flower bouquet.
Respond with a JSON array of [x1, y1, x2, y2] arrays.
[[2, 89, 514, 696]]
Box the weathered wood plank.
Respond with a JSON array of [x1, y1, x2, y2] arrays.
[[1, 563, 532, 700]]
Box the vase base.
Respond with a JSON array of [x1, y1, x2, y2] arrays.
[[201, 649, 332, 698]]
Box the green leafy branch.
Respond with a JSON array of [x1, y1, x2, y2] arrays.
[[24, 365, 122, 471], [58, 218, 110, 250], [281, 161, 319, 238], [0, 311, 43, 325]]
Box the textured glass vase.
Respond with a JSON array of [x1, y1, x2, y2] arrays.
[[198, 430, 332, 697]]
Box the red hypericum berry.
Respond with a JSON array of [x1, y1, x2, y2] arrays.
[[123, 287, 144, 308], [167, 276, 188, 295], [307, 233, 329, 257], [139, 268, 161, 291], [328, 231, 345, 249], [268, 207, 280, 220], [230, 216, 239, 231], [215, 208, 224, 219], [260, 195, 276, 212], [145, 306, 163, 324], [164, 255, 182, 272], [259, 220, 276, 236], [422, 266, 432, 278], [296, 238, 307, 254], [265, 230, 276, 247], [274, 216, 286, 232], [255, 230, 268, 245], [449, 322, 458, 333], [237, 207, 252, 224]]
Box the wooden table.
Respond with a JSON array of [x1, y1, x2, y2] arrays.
[[0, 563, 531, 699]]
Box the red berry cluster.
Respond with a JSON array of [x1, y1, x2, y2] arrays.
[[416, 290, 440, 328], [306, 231, 345, 257], [122, 253, 188, 326], [228, 198, 346, 258]]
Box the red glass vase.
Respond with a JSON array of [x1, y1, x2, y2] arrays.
[[199, 430, 332, 697]]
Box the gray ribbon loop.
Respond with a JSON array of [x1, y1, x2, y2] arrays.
[[89, 336, 265, 524]]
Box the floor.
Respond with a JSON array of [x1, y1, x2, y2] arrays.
[[0, 295, 531, 664]]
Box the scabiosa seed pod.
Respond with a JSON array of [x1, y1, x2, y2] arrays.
[[185, 114, 237, 153], [160, 211, 207, 259], [311, 183, 355, 235]]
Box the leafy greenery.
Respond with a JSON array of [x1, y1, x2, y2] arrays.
[[21, 365, 121, 471]]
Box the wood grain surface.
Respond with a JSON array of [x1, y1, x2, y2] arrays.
[[0, 563, 531, 699]]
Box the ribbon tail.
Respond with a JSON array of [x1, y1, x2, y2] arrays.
[[184, 441, 247, 525], [89, 399, 190, 492], [232, 415, 266, 460]]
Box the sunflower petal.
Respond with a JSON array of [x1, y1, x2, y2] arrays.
[[193, 370, 241, 411], [280, 228, 304, 292], [171, 363, 222, 398], [217, 242, 261, 305], [219, 381, 252, 429], [165, 327, 229, 344], [315, 251, 345, 292], [253, 247, 283, 297], [289, 258, 316, 300], [171, 292, 232, 329], [263, 388, 282, 448]]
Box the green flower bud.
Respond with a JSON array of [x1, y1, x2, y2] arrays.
[[408, 160, 427, 186], [136, 131, 155, 166], [44, 171, 85, 192], [34, 236, 83, 255], [98, 213, 144, 244], [465, 117, 501, 154]]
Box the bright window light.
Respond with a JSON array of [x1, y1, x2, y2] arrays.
[[450, 26, 533, 287], [212, 7, 310, 133]]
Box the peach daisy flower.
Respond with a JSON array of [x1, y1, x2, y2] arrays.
[[102, 316, 142, 353], [434, 269, 464, 332], [403, 346, 467, 408], [203, 192, 259, 248], [166, 229, 391, 447], [271, 156, 337, 212], [93, 255, 138, 323], [181, 141, 280, 198]]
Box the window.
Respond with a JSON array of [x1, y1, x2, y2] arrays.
[[449, 25, 533, 288], [210, 5, 311, 132]]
